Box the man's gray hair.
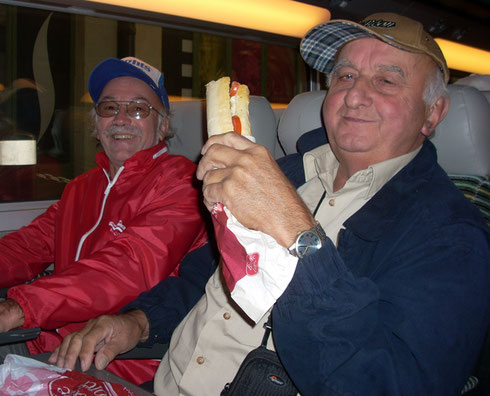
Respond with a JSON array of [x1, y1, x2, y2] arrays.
[[157, 106, 174, 141], [423, 64, 448, 107]]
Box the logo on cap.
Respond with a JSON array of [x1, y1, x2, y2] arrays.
[[362, 19, 396, 29], [124, 58, 152, 73]]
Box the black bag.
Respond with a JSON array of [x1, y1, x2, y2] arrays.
[[221, 317, 299, 396]]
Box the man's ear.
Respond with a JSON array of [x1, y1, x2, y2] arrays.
[[421, 95, 450, 137], [158, 116, 169, 141]]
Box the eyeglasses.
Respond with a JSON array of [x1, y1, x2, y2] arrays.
[[95, 101, 164, 119]]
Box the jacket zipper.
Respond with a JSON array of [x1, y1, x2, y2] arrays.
[[74, 166, 125, 261]]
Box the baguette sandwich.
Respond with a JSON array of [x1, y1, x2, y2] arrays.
[[206, 76, 252, 137]]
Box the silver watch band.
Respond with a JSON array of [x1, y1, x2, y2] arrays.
[[289, 222, 326, 258]]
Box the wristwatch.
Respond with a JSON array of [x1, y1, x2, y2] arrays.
[[289, 222, 327, 258]]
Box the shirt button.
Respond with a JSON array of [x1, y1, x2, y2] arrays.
[[223, 312, 231, 320], [196, 356, 205, 365], [329, 199, 335, 206]]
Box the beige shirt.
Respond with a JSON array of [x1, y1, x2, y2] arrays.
[[299, 144, 418, 244], [154, 144, 419, 396]]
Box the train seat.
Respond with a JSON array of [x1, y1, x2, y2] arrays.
[[277, 90, 325, 157], [166, 95, 278, 162], [430, 84, 490, 176]]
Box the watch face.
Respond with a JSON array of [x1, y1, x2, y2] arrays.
[[297, 231, 322, 257]]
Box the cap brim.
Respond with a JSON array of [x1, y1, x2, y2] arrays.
[[300, 21, 375, 74]]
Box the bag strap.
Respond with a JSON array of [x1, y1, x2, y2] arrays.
[[260, 315, 273, 348]]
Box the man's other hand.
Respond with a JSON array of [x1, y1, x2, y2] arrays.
[[0, 298, 25, 332], [48, 310, 149, 372]]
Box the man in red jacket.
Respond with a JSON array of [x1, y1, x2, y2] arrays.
[[0, 57, 207, 384]]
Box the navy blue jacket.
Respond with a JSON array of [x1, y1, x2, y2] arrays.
[[274, 139, 489, 395], [125, 138, 489, 395]]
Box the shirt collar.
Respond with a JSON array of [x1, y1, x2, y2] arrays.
[[303, 144, 421, 199]]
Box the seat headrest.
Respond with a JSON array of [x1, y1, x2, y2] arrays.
[[430, 85, 490, 176], [166, 95, 277, 162], [166, 99, 206, 163], [277, 90, 326, 155], [454, 74, 490, 91], [481, 91, 490, 105]]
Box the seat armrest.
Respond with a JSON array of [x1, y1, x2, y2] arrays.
[[115, 342, 169, 360]]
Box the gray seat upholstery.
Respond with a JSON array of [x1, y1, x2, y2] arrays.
[[482, 91, 490, 105], [166, 99, 206, 163], [430, 85, 490, 176], [277, 90, 325, 157], [166, 95, 278, 162]]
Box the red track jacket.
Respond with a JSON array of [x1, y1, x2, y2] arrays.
[[1, 141, 207, 384]]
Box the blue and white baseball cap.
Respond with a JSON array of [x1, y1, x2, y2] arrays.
[[300, 13, 449, 83], [89, 57, 170, 109]]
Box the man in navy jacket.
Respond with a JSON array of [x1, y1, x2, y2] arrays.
[[52, 13, 489, 395]]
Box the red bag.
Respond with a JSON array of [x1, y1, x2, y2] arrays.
[[0, 354, 136, 395], [211, 203, 298, 323]]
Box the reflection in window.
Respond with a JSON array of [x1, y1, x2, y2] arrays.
[[0, 3, 306, 203]]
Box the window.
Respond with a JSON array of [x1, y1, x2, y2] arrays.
[[0, 2, 307, 203]]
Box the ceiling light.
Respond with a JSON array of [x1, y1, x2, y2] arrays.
[[436, 38, 490, 75], [85, 0, 331, 38]]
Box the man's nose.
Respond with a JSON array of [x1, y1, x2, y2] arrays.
[[344, 77, 373, 108], [113, 104, 131, 123]]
